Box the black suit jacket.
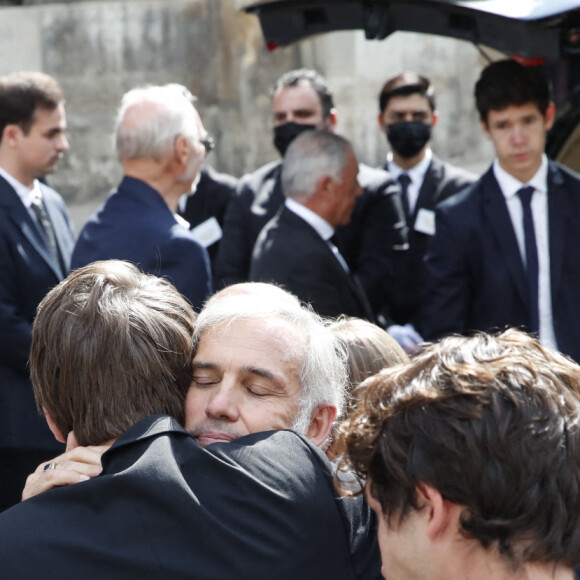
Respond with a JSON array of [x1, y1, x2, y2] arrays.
[[0, 176, 74, 451], [422, 162, 580, 362], [250, 206, 375, 321], [178, 165, 238, 268], [0, 415, 381, 580], [384, 155, 476, 326], [215, 161, 407, 313]]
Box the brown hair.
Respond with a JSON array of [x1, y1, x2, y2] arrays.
[[31, 260, 196, 446], [378, 71, 435, 114], [330, 317, 408, 397], [337, 329, 580, 567], [0, 71, 64, 137]]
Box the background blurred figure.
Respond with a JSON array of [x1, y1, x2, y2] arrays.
[[331, 317, 408, 395], [216, 68, 407, 318], [339, 329, 580, 580], [328, 316, 407, 458], [72, 84, 211, 310], [0, 71, 74, 512], [178, 161, 238, 271], [377, 72, 476, 348], [250, 130, 374, 321]]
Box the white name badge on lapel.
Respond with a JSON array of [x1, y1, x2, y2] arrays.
[[414, 208, 436, 236], [191, 217, 223, 248]]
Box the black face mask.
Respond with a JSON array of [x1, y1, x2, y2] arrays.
[[273, 122, 317, 157], [386, 122, 432, 159]]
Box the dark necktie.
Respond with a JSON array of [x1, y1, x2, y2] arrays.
[[397, 173, 412, 221], [30, 195, 61, 267], [517, 186, 539, 333]]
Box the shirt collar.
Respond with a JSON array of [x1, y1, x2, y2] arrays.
[[386, 148, 432, 184], [0, 166, 40, 208], [285, 197, 334, 240], [493, 154, 548, 200]]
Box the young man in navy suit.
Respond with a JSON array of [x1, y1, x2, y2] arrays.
[[377, 72, 477, 349], [422, 59, 580, 363], [0, 71, 74, 511]]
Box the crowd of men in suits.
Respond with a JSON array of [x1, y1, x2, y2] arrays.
[[2, 57, 580, 579]]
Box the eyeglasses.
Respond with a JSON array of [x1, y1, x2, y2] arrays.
[[200, 135, 215, 155]]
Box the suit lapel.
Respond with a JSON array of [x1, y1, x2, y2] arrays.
[[282, 208, 375, 321], [413, 157, 441, 221], [41, 186, 72, 275], [481, 169, 529, 306], [0, 176, 64, 279], [546, 163, 568, 295]]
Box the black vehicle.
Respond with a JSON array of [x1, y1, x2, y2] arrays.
[[244, 0, 580, 169]]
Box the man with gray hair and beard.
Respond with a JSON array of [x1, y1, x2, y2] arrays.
[[250, 130, 374, 321], [71, 84, 211, 309]]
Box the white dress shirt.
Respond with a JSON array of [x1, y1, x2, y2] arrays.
[[285, 198, 349, 272], [0, 166, 41, 208], [493, 155, 557, 350], [386, 148, 432, 216]]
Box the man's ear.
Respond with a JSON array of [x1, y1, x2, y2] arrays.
[[431, 110, 440, 129], [43, 408, 66, 444], [306, 404, 337, 446], [3, 124, 21, 148], [416, 482, 457, 541], [479, 118, 491, 140], [544, 102, 556, 132], [173, 134, 190, 168], [326, 108, 339, 132]]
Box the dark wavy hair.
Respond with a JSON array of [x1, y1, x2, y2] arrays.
[[337, 329, 580, 568]]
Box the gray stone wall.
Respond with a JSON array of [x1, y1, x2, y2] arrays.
[[0, 0, 495, 229]]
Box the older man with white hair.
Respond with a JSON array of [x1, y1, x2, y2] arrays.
[[71, 84, 211, 309], [185, 282, 346, 447]]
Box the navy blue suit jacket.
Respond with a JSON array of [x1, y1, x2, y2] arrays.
[[422, 162, 580, 362], [0, 415, 381, 580], [72, 177, 212, 310], [0, 176, 74, 450]]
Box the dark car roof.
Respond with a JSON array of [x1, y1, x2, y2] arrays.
[[244, 0, 580, 62]]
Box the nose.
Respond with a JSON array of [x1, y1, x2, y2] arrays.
[[57, 134, 69, 152], [511, 126, 527, 146], [205, 383, 240, 423]]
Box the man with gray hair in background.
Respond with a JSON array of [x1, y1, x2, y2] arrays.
[[249, 130, 374, 321], [71, 84, 211, 309]]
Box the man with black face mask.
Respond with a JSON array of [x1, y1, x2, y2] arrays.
[[215, 69, 408, 321], [377, 72, 477, 349]]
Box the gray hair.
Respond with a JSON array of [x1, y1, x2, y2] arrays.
[[115, 83, 199, 162], [194, 283, 348, 434], [281, 130, 352, 203]]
